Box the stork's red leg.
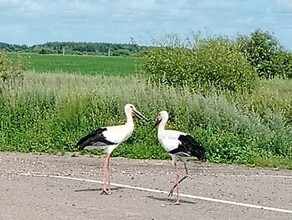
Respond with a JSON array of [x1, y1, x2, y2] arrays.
[[168, 162, 189, 197], [106, 154, 111, 194], [101, 155, 108, 194], [174, 163, 180, 205], [101, 153, 111, 195]]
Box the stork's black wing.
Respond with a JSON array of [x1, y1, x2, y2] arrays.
[[77, 128, 116, 150], [169, 134, 206, 161]]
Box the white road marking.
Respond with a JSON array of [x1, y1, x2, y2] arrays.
[[46, 175, 292, 214], [253, 175, 292, 179], [216, 174, 292, 179]]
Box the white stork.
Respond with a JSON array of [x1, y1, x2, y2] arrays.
[[153, 111, 206, 205], [77, 104, 149, 195]]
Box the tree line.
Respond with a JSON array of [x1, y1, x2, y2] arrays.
[[0, 42, 147, 56]]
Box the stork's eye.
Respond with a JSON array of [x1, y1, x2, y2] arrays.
[[130, 106, 134, 109]]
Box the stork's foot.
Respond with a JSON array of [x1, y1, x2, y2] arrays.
[[100, 187, 112, 195], [100, 189, 112, 195], [100, 189, 109, 195], [174, 200, 181, 205]]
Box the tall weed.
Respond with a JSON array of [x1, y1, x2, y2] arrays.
[[0, 72, 291, 168]]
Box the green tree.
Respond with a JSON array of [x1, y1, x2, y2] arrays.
[[144, 36, 258, 93], [237, 30, 292, 79]]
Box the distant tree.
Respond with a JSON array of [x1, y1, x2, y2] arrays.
[[0, 41, 148, 56], [237, 30, 292, 79], [112, 49, 131, 56]]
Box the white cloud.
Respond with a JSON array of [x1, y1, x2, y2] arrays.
[[21, 1, 43, 13], [64, 0, 98, 14], [122, 0, 158, 11], [0, 0, 292, 49], [235, 17, 255, 25], [196, 0, 235, 10], [277, 0, 292, 11], [0, 0, 20, 6]]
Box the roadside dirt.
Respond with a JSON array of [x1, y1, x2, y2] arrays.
[[0, 152, 291, 220]]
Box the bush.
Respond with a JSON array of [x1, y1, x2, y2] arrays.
[[39, 48, 53, 54], [0, 52, 25, 84], [144, 36, 258, 93], [271, 52, 292, 79], [237, 30, 292, 79]]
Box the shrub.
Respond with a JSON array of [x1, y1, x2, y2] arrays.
[[237, 30, 292, 79], [271, 52, 292, 79], [0, 52, 25, 84], [144, 36, 258, 93]]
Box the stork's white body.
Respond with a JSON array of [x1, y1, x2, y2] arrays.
[[154, 111, 206, 205], [77, 104, 148, 195], [158, 129, 187, 162], [84, 119, 135, 154], [158, 129, 185, 151], [103, 123, 134, 146]]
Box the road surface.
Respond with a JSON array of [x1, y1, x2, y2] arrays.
[[0, 152, 291, 219]]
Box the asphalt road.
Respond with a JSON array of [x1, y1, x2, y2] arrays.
[[0, 152, 291, 220]]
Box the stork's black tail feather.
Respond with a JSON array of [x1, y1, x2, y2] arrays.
[[178, 135, 206, 161], [76, 127, 109, 150]]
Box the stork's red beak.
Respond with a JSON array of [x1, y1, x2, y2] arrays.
[[152, 118, 162, 129], [132, 109, 150, 122]]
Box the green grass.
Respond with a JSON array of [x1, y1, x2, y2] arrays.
[[232, 78, 292, 123], [0, 72, 291, 169], [8, 53, 142, 76], [247, 155, 292, 170]]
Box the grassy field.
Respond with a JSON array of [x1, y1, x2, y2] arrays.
[[8, 53, 142, 76]]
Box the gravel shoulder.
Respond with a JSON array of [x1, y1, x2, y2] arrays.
[[0, 152, 291, 220]]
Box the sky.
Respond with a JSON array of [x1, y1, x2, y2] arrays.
[[1, 0, 292, 50]]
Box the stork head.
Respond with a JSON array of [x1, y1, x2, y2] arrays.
[[153, 110, 169, 129], [124, 104, 149, 122]]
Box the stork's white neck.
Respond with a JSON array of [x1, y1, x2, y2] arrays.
[[125, 112, 134, 128], [158, 118, 167, 133]]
